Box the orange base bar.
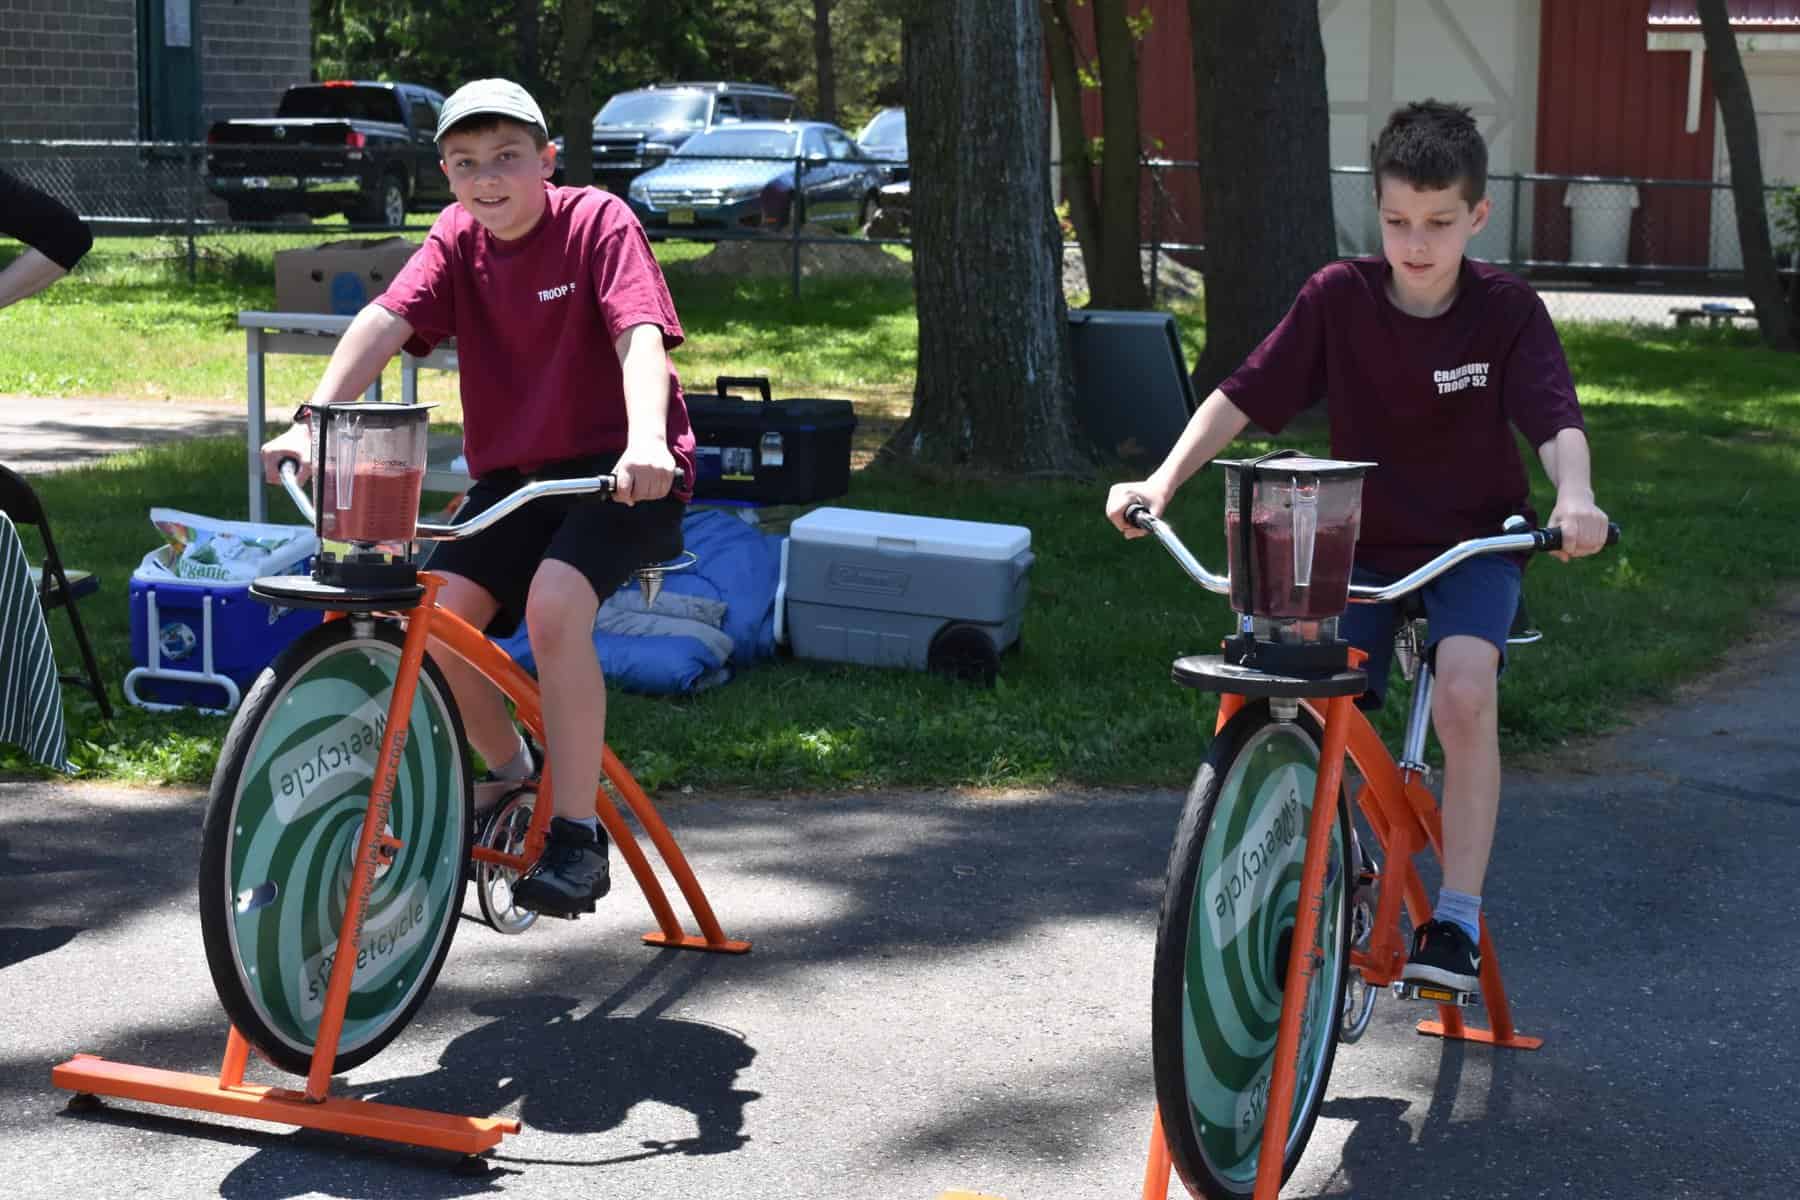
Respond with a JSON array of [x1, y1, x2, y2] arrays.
[[1415, 1021, 1544, 1050], [642, 930, 752, 953], [52, 1054, 520, 1155]]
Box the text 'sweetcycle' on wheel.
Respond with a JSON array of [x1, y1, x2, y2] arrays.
[[53, 403, 747, 1164], [1127, 451, 1617, 1200]]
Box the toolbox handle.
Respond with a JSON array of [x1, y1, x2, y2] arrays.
[[715, 375, 773, 404]]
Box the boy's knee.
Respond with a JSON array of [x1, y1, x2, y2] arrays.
[[1431, 649, 1498, 731], [524, 566, 598, 648]]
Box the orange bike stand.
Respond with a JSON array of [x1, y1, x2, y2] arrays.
[[53, 590, 748, 1157], [54, 1030, 520, 1157]]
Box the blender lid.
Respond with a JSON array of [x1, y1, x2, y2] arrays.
[[1214, 454, 1377, 478], [320, 402, 437, 416]]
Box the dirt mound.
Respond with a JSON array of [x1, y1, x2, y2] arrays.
[[673, 227, 913, 282], [1061, 246, 1204, 303]]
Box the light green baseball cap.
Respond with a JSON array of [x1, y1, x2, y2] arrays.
[[434, 78, 548, 142]]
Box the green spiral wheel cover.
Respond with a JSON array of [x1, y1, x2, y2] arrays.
[[1181, 721, 1346, 1188], [222, 636, 465, 1061]]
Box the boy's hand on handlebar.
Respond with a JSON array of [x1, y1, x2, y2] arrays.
[[1106, 480, 1170, 538], [261, 424, 313, 486], [1547, 492, 1610, 562], [614, 440, 676, 506]]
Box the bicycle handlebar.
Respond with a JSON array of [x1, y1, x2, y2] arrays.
[[277, 463, 685, 543], [1123, 501, 1620, 604]]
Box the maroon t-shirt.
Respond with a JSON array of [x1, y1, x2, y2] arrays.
[[376, 182, 696, 498], [1219, 257, 1585, 574]]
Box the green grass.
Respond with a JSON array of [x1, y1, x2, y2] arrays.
[[2, 236, 1797, 790], [0, 233, 920, 422]]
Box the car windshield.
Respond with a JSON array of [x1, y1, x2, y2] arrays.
[[858, 109, 906, 150], [595, 93, 709, 128], [278, 86, 405, 124], [676, 128, 799, 159]]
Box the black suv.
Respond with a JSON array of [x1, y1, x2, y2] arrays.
[[556, 82, 798, 191]]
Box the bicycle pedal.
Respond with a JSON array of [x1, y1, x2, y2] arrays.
[[1391, 980, 1481, 1008]]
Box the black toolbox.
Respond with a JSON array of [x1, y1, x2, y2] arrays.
[[685, 375, 857, 504]]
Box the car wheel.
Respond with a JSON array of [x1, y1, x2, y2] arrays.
[[358, 174, 407, 229], [225, 198, 270, 226]]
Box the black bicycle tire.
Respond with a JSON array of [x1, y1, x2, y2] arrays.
[[1152, 700, 1352, 1200], [197, 619, 473, 1076]]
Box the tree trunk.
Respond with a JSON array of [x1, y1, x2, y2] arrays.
[[1187, 0, 1335, 398], [887, 0, 1088, 474], [1093, 0, 1147, 309], [1698, 0, 1798, 351], [1041, 0, 1147, 310], [515, 0, 541, 97], [812, 0, 838, 126], [559, 0, 595, 189], [1041, 0, 1102, 281]]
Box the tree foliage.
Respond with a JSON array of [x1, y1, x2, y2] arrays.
[[310, 0, 901, 132]]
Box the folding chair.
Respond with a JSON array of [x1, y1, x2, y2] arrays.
[[0, 463, 112, 719]]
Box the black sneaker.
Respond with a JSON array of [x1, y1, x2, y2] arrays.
[[1402, 919, 1481, 993], [510, 817, 611, 917]]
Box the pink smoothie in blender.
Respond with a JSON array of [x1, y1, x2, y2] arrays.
[[1220, 456, 1372, 622]]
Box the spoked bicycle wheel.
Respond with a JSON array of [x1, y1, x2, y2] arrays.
[[1152, 700, 1352, 1199], [198, 618, 473, 1076]]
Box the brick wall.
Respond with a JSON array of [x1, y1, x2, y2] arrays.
[[0, 0, 309, 140], [0, 0, 140, 140], [200, 0, 310, 125]]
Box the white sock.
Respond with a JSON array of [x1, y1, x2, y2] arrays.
[[491, 738, 533, 781]]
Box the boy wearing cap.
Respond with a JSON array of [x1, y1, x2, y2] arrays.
[[261, 78, 696, 918]]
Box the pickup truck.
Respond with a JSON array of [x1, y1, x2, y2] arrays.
[[205, 81, 452, 227]]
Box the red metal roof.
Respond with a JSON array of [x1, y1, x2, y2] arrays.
[[1648, 1, 1800, 28]]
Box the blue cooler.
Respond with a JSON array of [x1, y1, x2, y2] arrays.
[[126, 542, 323, 713]]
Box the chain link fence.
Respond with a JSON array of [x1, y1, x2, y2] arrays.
[[6, 136, 1796, 326]]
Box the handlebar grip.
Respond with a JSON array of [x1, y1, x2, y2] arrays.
[[1124, 502, 1153, 530], [1534, 522, 1622, 553]]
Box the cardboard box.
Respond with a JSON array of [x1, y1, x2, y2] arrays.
[[273, 236, 421, 315]]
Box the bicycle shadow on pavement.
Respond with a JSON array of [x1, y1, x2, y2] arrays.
[[358, 951, 758, 1159], [209, 950, 759, 1197]]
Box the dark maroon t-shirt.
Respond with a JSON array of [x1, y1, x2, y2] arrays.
[[1219, 257, 1585, 574], [376, 182, 695, 498]]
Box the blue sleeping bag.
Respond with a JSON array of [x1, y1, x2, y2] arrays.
[[493, 509, 784, 695]]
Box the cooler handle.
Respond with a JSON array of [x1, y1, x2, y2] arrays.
[[715, 375, 773, 404]]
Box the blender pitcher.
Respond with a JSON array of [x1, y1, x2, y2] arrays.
[[1217, 452, 1375, 675], [313, 403, 433, 545]]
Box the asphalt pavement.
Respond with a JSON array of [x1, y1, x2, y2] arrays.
[[1, 589, 1797, 1199]]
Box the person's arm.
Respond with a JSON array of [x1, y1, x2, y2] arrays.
[[0, 249, 72, 310], [1104, 389, 1253, 537], [259, 304, 416, 483], [611, 321, 676, 506], [0, 169, 93, 310], [1535, 426, 1609, 561]]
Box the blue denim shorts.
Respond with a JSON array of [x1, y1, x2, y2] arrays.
[[1338, 555, 1523, 709]]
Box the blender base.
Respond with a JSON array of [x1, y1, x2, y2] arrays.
[[1170, 654, 1367, 699], [250, 574, 426, 613]]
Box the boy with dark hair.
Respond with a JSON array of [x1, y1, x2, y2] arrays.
[[262, 78, 696, 918], [1105, 100, 1611, 993]]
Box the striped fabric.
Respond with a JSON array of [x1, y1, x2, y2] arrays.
[[0, 512, 72, 773]]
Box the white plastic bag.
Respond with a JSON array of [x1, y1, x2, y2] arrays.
[[145, 508, 319, 583]]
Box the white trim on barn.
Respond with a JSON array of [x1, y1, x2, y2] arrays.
[[1322, 0, 1541, 263]]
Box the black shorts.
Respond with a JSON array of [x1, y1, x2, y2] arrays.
[[425, 452, 684, 638]]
